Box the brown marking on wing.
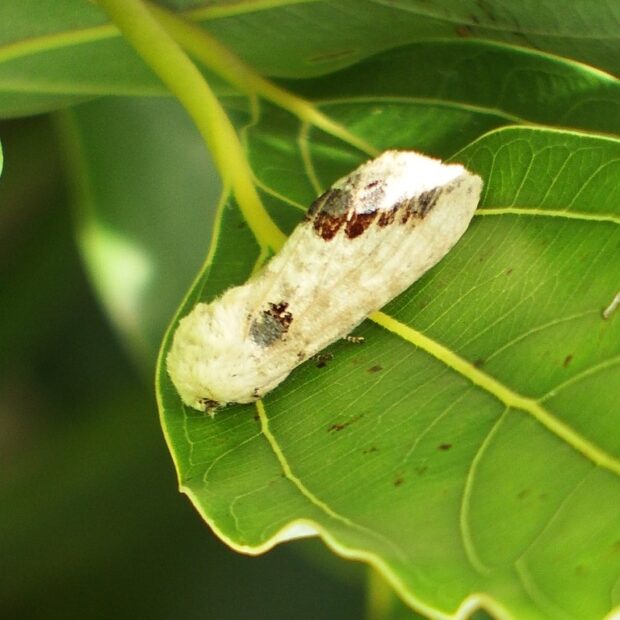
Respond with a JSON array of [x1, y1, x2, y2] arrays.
[[345, 211, 378, 238]]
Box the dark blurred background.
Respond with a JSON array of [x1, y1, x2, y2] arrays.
[[0, 113, 366, 619]]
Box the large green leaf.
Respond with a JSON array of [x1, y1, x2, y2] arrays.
[[50, 29, 620, 618], [150, 38, 620, 619], [2, 0, 620, 119], [157, 125, 620, 619]]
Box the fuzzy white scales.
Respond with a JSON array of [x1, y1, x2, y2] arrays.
[[167, 150, 483, 412]]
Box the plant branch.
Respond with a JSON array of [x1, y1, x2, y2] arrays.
[[96, 0, 286, 252], [146, 1, 378, 157]]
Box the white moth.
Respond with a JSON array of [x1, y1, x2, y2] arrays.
[[167, 150, 482, 412]]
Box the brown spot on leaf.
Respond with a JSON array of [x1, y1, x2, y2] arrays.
[[328, 414, 363, 433], [456, 24, 472, 37], [563, 354, 573, 368], [363, 446, 379, 454], [367, 364, 383, 373], [473, 358, 485, 368], [393, 476, 404, 487], [438, 443, 452, 451], [329, 423, 344, 431]]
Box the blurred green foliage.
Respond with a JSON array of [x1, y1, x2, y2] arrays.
[[0, 114, 364, 619]]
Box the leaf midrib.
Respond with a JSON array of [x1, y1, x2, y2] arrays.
[[370, 311, 620, 475]]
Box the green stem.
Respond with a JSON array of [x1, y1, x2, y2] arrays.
[[146, 1, 378, 157], [96, 0, 286, 252]]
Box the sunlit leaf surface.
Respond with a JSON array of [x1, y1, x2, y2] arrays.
[[154, 57, 620, 620]]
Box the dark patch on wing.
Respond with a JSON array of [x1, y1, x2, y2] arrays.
[[410, 187, 440, 218], [250, 301, 293, 346], [307, 174, 445, 241], [310, 187, 352, 217], [377, 209, 396, 226], [310, 188, 353, 240], [345, 210, 377, 238]]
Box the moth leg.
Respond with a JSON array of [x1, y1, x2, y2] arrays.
[[343, 335, 365, 344]]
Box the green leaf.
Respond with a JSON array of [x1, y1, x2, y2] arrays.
[[286, 40, 620, 137], [2, 0, 620, 119], [154, 44, 620, 619], [158, 125, 620, 619]]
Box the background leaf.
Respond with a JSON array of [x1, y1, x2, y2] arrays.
[[1, 0, 620, 119], [0, 112, 365, 620]]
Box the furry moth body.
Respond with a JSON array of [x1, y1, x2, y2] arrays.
[[167, 150, 482, 412]]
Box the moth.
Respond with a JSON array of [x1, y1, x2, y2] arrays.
[[167, 150, 482, 412]]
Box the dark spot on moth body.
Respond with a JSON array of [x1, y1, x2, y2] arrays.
[[377, 210, 396, 226], [414, 188, 440, 217], [250, 301, 293, 346], [307, 187, 351, 218], [313, 212, 344, 241], [345, 210, 377, 238], [307, 177, 445, 241]]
